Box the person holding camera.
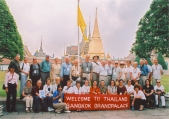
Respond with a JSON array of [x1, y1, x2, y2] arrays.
[[154, 79, 166, 108]]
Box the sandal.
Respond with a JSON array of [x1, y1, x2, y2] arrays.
[[139, 105, 144, 111]]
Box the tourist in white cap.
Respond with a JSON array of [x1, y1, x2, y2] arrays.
[[112, 61, 122, 84], [120, 61, 127, 84]]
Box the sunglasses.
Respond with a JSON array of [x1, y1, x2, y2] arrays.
[[157, 82, 160, 83]]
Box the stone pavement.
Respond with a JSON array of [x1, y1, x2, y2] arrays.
[[0, 108, 169, 119]]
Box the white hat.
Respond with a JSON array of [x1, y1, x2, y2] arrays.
[[120, 61, 124, 64]]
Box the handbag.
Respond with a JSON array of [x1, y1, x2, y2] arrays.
[[2, 74, 14, 90]]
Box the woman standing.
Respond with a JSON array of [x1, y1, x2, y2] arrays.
[[53, 84, 71, 114], [50, 58, 61, 84], [5, 65, 19, 112], [22, 79, 33, 113], [143, 79, 155, 108], [108, 80, 117, 94], [29, 57, 41, 87]]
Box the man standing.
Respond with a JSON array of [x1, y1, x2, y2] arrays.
[[145, 60, 152, 81], [106, 59, 113, 86], [81, 54, 93, 86], [152, 58, 163, 86], [40, 55, 51, 86], [60, 57, 72, 87], [20, 57, 30, 99], [98, 60, 108, 86], [8, 54, 20, 75], [92, 55, 101, 86], [125, 60, 133, 85], [138, 59, 149, 87], [112, 61, 122, 83]]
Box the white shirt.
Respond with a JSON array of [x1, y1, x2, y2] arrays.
[[63, 86, 74, 94], [92, 61, 101, 73], [125, 85, 134, 94], [43, 84, 53, 96], [131, 67, 141, 80], [154, 85, 164, 91], [108, 85, 117, 94], [52, 84, 58, 92], [126, 65, 133, 78], [98, 66, 108, 76], [146, 64, 152, 73], [120, 68, 126, 80], [106, 64, 114, 75], [5, 72, 19, 87], [152, 64, 163, 79], [112, 67, 121, 79], [81, 85, 90, 94], [20, 62, 30, 75], [134, 90, 146, 100], [73, 86, 82, 94]]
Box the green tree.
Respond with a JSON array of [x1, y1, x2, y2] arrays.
[[157, 52, 167, 70], [0, 0, 24, 60], [131, 0, 169, 58]]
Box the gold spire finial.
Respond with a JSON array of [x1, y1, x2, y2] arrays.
[[92, 7, 100, 39]]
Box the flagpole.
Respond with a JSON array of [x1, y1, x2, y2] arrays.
[[78, 0, 80, 65]]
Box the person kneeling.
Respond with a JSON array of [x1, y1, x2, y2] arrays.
[[53, 84, 71, 114], [132, 85, 146, 111]]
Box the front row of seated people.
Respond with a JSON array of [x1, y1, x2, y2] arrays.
[[21, 78, 166, 113]]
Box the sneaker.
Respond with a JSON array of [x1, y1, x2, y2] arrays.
[[50, 107, 54, 111], [64, 111, 71, 113], [48, 107, 51, 112], [163, 106, 166, 108], [26, 110, 30, 113]]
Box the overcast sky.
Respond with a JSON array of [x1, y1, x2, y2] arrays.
[[6, 0, 152, 58]]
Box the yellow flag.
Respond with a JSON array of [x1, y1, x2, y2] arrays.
[[77, 6, 89, 42]]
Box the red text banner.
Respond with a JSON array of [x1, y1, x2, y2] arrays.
[[64, 94, 130, 110]]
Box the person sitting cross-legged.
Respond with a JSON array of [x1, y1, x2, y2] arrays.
[[53, 84, 71, 114], [132, 85, 146, 111], [154, 80, 166, 108]]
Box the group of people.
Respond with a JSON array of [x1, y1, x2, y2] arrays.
[[4, 53, 166, 113]]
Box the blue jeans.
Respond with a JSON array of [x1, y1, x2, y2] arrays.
[[20, 75, 28, 94], [45, 96, 53, 107], [33, 96, 46, 109]]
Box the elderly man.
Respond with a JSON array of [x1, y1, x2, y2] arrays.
[[62, 80, 74, 94], [31, 80, 46, 113], [20, 56, 30, 99], [92, 55, 101, 86], [100, 80, 108, 94], [152, 58, 163, 86], [125, 60, 133, 85], [138, 59, 149, 87], [130, 62, 141, 85], [106, 59, 114, 86], [70, 60, 81, 87], [112, 61, 122, 83], [8, 54, 20, 75], [81, 54, 93, 86], [98, 60, 108, 86], [60, 57, 72, 87], [145, 60, 152, 81], [40, 55, 51, 86]]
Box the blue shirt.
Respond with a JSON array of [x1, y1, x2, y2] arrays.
[[138, 64, 149, 76], [53, 90, 64, 104], [40, 60, 51, 72], [60, 62, 72, 78]]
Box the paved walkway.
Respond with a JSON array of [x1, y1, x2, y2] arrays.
[[0, 108, 169, 119]]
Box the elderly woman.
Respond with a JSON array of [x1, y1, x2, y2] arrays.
[[125, 79, 134, 95], [154, 80, 166, 108], [43, 78, 54, 112], [132, 85, 146, 110], [117, 79, 127, 95], [29, 57, 41, 87], [119, 61, 127, 84], [108, 80, 117, 94], [81, 80, 90, 94], [5, 65, 19, 112], [52, 77, 61, 92], [73, 81, 82, 94], [53, 84, 71, 114], [143, 79, 155, 108], [90, 80, 100, 94], [22, 79, 33, 113], [50, 58, 61, 84]]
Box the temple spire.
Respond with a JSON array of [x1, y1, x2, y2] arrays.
[[88, 16, 91, 41], [92, 8, 101, 39], [40, 36, 43, 51]]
